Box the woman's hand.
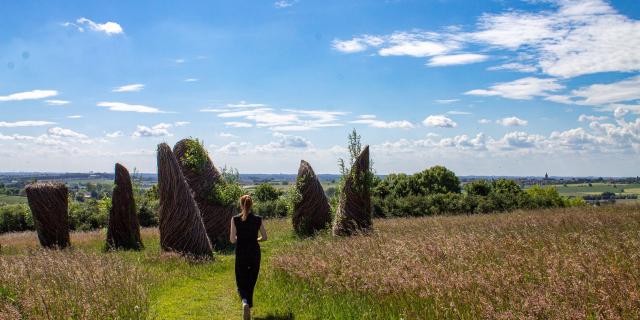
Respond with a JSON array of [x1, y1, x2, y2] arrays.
[[257, 222, 268, 242]]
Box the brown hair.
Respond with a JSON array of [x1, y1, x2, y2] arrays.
[[239, 194, 253, 221]]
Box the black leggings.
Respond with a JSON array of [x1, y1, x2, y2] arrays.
[[235, 252, 261, 307]]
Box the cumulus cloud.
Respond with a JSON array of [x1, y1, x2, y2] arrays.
[[224, 122, 253, 128], [423, 115, 457, 128], [97, 102, 166, 113], [0, 90, 58, 102], [578, 114, 608, 122], [63, 17, 123, 35], [350, 115, 414, 129], [47, 127, 87, 139], [105, 131, 123, 138], [497, 116, 528, 127], [132, 123, 173, 138], [112, 84, 144, 92]]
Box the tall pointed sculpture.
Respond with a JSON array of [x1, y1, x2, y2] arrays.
[[157, 143, 213, 258], [25, 182, 71, 248], [173, 138, 236, 249], [332, 145, 372, 236], [106, 163, 143, 250], [292, 160, 331, 236]]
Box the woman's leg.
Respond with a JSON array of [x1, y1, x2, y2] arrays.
[[235, 257, 250, 303], [246, 254, 261, 307]]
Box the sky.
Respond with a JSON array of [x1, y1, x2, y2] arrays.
[[0, 0, 639, 176]]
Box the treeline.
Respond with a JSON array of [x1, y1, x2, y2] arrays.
[[371, 166, 585, 218]]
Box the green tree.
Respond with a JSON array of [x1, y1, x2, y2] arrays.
[[412, 166, 461, 195], [253, 183, 282, 202], [464, 179, 492, 196]]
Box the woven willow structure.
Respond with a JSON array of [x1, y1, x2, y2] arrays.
[[157, 143, 213, 258], [106, 163, 143, 250], [25, 182, 71, 248], [332, 145, 372, 236], [173, 139, 235, 248], [292, 160, 331, 236]]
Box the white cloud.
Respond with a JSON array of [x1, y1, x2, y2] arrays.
[[174, 121, 190, 127], [427, 53, 489, 66], [274, 0, 295, 8], [224, 122, 253, 128], [488, 63, 538, 73], [105, 131, 123, 138], [97, 102, 165, 113], [613, 107, 629, 118], [435, 99, 460, 104], [47, 127, 87, 139], [0, 133, 34, 141], [572, 75, 640, 105], [423, 115, 457, 128], [210, 104, 346, 131], [498, 131, 546, 149], [350, 118, 414, 129], [67, 115, 83, 119], [184, 78, 199, 82], [45, 100, 70, 106], [497, 116, 528, 127], [578, 114, 608, 122], [113, 84, 144, 92], [0, 121, 56, 127], [219, 132, 238, 138], [446, 110, 472, 115], [132, 123, 173, 138], [0, 90, 58, 102], [63, 18, 123, 35], [465, 77, 563, 100], [478, 118, 492, 124], [334, 0, 640, 78]]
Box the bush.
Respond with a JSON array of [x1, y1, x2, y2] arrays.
[[464, 179, 492, 196], [68, 198, 110, 231], [253, 183, 282, 202], [0, 204, 33, 233], [253, 198, 289, 219]]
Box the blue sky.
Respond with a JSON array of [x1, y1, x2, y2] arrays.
[[0, 0, 639, 176]]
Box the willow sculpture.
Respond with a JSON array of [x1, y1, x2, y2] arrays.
[[332, 145, 372, 236], [106, 163, 143, 250], [157, 143, 213, 258], [173, 138, 236, 248], [292, 160, 331, 236], [25, 182, 71, 248]]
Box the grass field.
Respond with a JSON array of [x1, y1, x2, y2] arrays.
[[1, 206, 639, 319], [0, 195, 27, 205], [550, 182, 640, 197]]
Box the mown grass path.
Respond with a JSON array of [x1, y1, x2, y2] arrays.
[[149, 219, 294, 320]]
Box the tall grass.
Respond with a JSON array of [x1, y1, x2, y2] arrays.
[[267, 206, 640, 319], [0, 249, 149, 319]]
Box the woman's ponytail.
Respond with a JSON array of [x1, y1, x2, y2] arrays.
[[239, 194, 253, 221]]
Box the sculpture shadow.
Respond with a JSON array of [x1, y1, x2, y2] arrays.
[[254, 313, 294, 320]]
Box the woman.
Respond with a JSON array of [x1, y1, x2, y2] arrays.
[[230, 194, 268, 320]]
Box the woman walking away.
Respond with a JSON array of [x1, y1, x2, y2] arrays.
[[230, 194, 268, 320]]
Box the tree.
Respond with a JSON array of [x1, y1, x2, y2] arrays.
[[412, 166, 461, 195], [491, 179, 522, 195], [464, 179, 492, 196], [253, 183, 282, 202]]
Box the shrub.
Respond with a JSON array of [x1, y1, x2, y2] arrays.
[[253, 198, 289, 218], [0, 204, 33, 233], [253, 183, 282, 202]]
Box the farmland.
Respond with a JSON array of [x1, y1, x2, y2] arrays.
[[1, 205, 639, 319]]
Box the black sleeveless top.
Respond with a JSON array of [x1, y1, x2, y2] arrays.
[[233, 213, 262, 256]]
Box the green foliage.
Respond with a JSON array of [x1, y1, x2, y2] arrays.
[[413, 165, 461, 194], [491, 178, 523, 195], [253, 183, 282, 202], [209, 182, 244, 208], [0, 204, 33, 232], [253, 198, 290, 218], [179, 138, 209, 174], [464, 179, 492, 196], [525, 185, 564, 208], [68, 198, 111, 231], [220, 165, 240, 184]]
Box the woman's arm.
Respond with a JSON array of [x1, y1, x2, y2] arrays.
[[229, 218, 237, 244], [258, 221, 268, 242]]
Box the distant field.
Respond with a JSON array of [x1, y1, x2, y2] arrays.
[[545, 182, 640, 197], [0, 194, 27, 204]]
